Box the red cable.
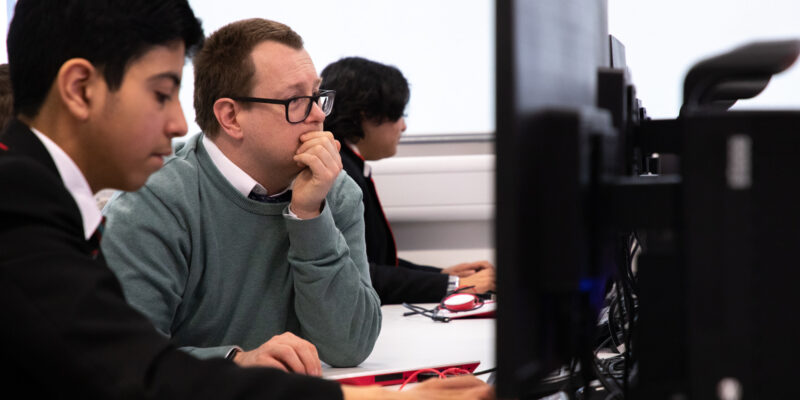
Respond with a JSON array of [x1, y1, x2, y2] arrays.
[[397, 368, 472, 391], [441, 367, 471, 376], [398, 368, 444, 391]]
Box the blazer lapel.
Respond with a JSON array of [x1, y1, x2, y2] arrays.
[[0, 118, 89, 248], [0, 118, 59, 174]]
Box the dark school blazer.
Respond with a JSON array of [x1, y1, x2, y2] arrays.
[[340, 145, 448, 305], [0, 119, 342, 399]]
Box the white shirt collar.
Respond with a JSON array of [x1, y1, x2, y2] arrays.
[[347, 142, 372, 178], [202, 134, 293, 197], [30, 128, 103, 240]]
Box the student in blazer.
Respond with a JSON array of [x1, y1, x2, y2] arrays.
[[321, 57, 496, 305]]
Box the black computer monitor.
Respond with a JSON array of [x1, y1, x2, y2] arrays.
[[495, 1, 623, 398], [497, 1, 800, 397]]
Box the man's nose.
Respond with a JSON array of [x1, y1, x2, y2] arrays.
[[306, 101, 327, 124]]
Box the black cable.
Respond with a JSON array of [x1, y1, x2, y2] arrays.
[[472, 367, 496, 376], [590, 353, 623, 400], [594, 328, 625, 391], [582, 231, 641, 399], [621, 231, 641, 398], [401, 303, 450, 322], [627, 232, 641, 293], [586, 241, 629, 399], [401, 302, 433, 316], [593, 232, 639, 399], [590, 323, 624, 398], [616, 237, 633, 398], [613, 277, 628, 346], [623, 233, 638, 295], [600, 335, 613, 349], [606, 293, 623, 350]]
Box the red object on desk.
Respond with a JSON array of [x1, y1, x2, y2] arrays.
[[334, 361, 480, 386], [437, 300, 496, 319]]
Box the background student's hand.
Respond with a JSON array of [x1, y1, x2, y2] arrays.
[[233, 332, 322, 376], [341, 375, 494, 400], [291, 131, 343, 219], [441, 261, 494, 278], [459, 268, 496, 294]]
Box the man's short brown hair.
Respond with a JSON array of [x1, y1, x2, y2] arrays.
[[193, 18, 303, 136]]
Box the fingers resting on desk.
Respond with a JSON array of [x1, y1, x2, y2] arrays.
[[459, 268, 496, 294], [441, 261, 495, 278], [233, 331, 322, 376]]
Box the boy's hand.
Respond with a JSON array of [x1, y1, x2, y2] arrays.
[[441, 261, 494, 277]]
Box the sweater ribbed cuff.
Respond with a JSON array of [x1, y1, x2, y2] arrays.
[[284, 203, 340, 260]]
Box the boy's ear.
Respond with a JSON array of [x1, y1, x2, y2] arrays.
[[56, 58, 96, 120], [213, 98, 244, 140]]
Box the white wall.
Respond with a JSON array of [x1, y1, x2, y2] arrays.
[[0, 1, 494, 137], [182, 0, 494, 137], [369, 154, 495, 267], [7, 2, 798, 125], [0, 0, 11, 63], [609, 0, 800, 119]]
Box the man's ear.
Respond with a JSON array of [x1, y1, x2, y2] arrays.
[[56, 58, 96, 121], [213, 98, 244, 140]]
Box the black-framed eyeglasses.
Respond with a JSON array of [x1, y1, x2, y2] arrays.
[[229, 90, 335, 124]]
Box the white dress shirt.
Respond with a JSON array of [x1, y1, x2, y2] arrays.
[[202, 134, 298, 217], [347, 142, 372, 178], [30, 128, 103, 240]]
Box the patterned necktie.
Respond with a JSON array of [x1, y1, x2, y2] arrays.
[[89, 216, 107, 259], [248, 189, 292, 203]]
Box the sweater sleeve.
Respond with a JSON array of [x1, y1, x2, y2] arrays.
[[101, 186, 191, 344], [285, 172, 382, 367]]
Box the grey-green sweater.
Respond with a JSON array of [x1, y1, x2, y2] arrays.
[[101, 134, 381, 367]]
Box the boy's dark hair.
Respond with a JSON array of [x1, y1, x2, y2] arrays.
[[7, 0, 204, 118], [320, 57, 409, 144], [193, 18, 303, 137]]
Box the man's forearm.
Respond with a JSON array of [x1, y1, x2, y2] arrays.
[[291, 257, 382, 366], [287, 207, 381, 366]]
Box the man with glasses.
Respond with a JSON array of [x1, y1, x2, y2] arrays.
[[101, 18, 381, 372]]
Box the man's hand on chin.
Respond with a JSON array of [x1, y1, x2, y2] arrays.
[[290, 131, 342, 219]]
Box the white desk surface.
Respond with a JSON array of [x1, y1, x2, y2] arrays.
[[323, 303, 495, 379]]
